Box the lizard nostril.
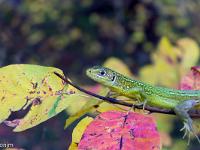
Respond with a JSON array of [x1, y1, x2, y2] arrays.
[[87, 69, 92, 75]]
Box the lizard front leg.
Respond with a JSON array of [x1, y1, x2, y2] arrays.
[[105, 90, 120, 98], [126, 87, 148, 110], [174, 99, 200, 144]]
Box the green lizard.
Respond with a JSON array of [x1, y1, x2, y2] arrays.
[[86, 66, 200, 143]]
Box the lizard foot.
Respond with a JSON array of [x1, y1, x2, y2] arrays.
[[174, 99, 200, 145], [133, 101, 149, 114], [180, 118, 200, 145], [135, 99, 147, 110]]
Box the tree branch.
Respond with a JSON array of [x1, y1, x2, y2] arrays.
[[54, 72, 200, 118]]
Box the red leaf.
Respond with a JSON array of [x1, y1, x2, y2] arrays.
[[180, 66, 200, 90], [78, 111, 161, 150]]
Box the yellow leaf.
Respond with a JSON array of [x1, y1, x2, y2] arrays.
[[139, 37, 199, 87], [69, 116, 93, 150], [155, 36, 177, 63], [64, 99, 101, 128], [0, 64, 78, 131], [176, 38, 199, 70], [103, 57, 133, 77], [97, 102, 127, 113], [138, 65, 158, 85], [64, 85, 107, 128], [155, 58, 179, 87]]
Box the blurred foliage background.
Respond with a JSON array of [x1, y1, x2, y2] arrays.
[[0, 0, 200, 150]]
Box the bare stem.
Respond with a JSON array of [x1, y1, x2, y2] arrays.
[[54, 72, 200, 118]]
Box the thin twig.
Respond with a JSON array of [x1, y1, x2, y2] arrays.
[[54, 72, 200, 118]]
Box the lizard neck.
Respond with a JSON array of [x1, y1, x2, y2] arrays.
[[111, 73, 140, 91]]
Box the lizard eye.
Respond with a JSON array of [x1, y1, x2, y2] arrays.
[[100, 70, 106, 76]]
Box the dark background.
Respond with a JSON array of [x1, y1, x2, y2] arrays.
[[0, 0, 200, 149]]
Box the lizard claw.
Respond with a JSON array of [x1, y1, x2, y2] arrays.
[[180, 118, 200, 145], [174, 99, 200, 145], [133, 99, 147, 110], [180, 120, 191, 145], [133, 102, 149, 114]]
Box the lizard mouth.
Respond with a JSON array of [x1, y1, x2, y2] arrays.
[[86, 68, 99, 81], [86, 69, 93, 78]]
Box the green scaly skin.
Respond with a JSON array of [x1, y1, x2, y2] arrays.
[[86, 66, 200, 144]]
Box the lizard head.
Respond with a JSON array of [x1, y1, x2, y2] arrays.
[[86, 66, 117, 87]]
